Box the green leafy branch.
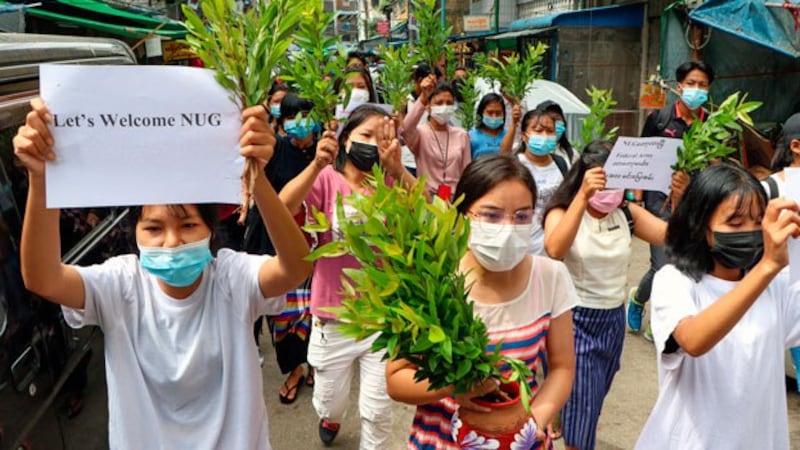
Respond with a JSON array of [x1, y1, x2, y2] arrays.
[[376, 44, 419, 113], [280, 1, 350, 129], [577, 87, 619, 150], [455, 71, 480, 131], [672, 92, 761, 173], [490, 43, 548, 105], [304, 167, 533, 411], [412, 0, 452, 70]]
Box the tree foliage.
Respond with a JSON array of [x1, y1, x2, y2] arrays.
[[577, 87, 619, 150]]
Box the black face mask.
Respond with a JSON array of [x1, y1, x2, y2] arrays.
[[710, 230, 764, 270], [348, 140, 379, 172]]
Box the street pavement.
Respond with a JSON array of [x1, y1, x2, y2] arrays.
[[10, 239, 800, 449]]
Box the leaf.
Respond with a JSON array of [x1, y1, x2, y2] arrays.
[[428, 325, 446, 343]]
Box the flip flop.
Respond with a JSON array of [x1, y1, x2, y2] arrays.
[[278, 375, 305, 405]]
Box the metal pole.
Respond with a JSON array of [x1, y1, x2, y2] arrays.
[[494, 0, 499, 31], [408, 0, 414, 49], [440, 0, 445, 33]]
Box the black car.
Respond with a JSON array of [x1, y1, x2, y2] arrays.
[[0, 33, 136, 450]]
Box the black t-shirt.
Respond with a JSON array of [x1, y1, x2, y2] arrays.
[[243, 135, 316, 255]]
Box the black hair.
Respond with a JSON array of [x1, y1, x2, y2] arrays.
[[413, 63, 443, 82], [430, 81, 456, 103], [451, 77, 466, 103], [279, 92, 314, 126], [334, 67, 378, 103], [268, 82, 289, 102], [666, 163, 767, 281], [543, 140, 613, 220], [676, 60, 715, 84], [537, 100, 575, 161], [475, 93, 506, 130], [335, 104, 391, 172], [455, 155, 537, 214], [129, 204, 221, 256], [770, 113, 800, 170], [517, 108, 554, 153], [347, 51, 367, 67]]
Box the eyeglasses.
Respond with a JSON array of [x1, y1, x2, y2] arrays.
[[467, 209, 535, 226]]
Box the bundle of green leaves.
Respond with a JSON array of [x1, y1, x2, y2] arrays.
[[280, 2, 350, 129], [577, 87, 619, 150], [673, 92, 761, 173], [182, 0, 302, 222], [305, 168, 533, 411], [412, 0, 451, 71], [376, 44, 419, 113], [455, 72, 480, 131], [488, 43, 548, 105]]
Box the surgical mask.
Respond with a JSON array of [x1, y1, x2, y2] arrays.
[[681, 87, 708, 110], [284, 117, 317, 140], [588, 189, 624, 214], [348, 140, 379, 172], [269, 104, 281, 118], [555, 121, 566, 141], [138, 237, 213, 287], [710, 230, 764, 270], [482, 115, 504, 130], [346, 88, 371, 110], [526, 134, 557, 156], [430, 105, 456, 125], [468, 222, 532, 272]]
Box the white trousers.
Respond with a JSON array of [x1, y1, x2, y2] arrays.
[[307, 317, 393, 450]]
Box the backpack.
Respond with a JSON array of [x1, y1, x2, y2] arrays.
[[621, 204, 635, 235], [652, 105, 674, 136], [553, 154, 568, 176], [765, 176, 780, 200]]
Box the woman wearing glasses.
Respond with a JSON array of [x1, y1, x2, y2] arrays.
[[386, 155, 577, 449], [542, 141, 667, 450]]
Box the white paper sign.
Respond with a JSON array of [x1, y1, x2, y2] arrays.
[[784, 168, 800, 283], [40, 65, 242, 208], [604, 137, 682, 194]]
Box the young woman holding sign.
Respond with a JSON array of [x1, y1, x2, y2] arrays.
[[13, 98, 311, 449]]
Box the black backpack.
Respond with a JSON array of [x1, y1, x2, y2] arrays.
[[553, 154, 568, 176], [765, 176, 780, 200]]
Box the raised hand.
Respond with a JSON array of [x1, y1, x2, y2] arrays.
[[314, 130, 338, 169], [13, 97, 55, 177], [377, 116, 403, 179], [240, 105, 276, 170], [580, 167, 607, 200], [760, 198, 800, 272]]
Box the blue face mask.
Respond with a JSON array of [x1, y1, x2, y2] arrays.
[[284, 117, 317, 140], [526, 134, 558, 156], [270, 104, 281, 118], [681, 87, 708, 110], [482, 115, 504, 130], [138, 237, 213, 287], [555, 121, 566, 141]]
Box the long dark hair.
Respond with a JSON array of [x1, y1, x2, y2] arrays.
[[543, 140, 613, 220], [516, 108, 552, 153], [279, 92, 314, 127], [770, 112, 800, 170], [475, 93, 505, 130], [129, 204, 221, 255], [455, 155, 537, 214], [334, 67, 378, 104], [666, 163, 766, 281], [537, 100, 575, 161], [335, 104, 391, 172]]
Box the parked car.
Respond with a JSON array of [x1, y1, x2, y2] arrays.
[[0, 33, 136, 450]]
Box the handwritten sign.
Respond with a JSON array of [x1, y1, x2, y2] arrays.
[[40, 64, 242, 208], [784, 168, 800, 282], [604, 137, 682, 194]]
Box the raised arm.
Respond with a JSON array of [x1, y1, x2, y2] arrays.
[[543, 167, 606, 259], [671, 199, 800, 357], [629, 202, 667, 245], [15, 98, 86, 309], [499, 103, 520, 155], [238, 106, 313, 297], [402, 75, 435, 155], [278, 130, 338, 215]]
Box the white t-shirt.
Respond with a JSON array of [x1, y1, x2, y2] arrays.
[[517, 154, 564, 256], [562, 209, 632, 309], [636, 265, 800, 450], [62, 249, 284, 450]]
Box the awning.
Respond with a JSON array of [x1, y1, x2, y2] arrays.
[[3, 0, 186, 39], [448, 30, 503, 42], [487, 27, 556, 40], [508, 3, 644, 32], [689, 0, 800, 59]]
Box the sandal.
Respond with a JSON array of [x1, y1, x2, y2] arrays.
[[278, 375, 305, 405], [306, 367, 315, 388]]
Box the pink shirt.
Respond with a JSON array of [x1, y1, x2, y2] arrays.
[[402, 98, 471, 194]]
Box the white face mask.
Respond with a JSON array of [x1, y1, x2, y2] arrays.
[[468, 222, 532, 272], [346, 88, 371, 111], [430, 105, 456, 125]]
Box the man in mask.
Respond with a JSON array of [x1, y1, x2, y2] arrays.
[[627, 61, 714, 337]]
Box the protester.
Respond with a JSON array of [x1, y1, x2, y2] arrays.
[[543, 141, 668, 450], [402, 77, 471, 199], [279, 105, 415, 448], [635, 163, 800, 449], [14, 98, 311, 449], [517, 108, 569, 256], [386, 154, 576, 449], [266, 82, 289, 132], [536, 100, 576, 167], [244, 92, 318, 403], [628, 61, 712, 336], [335, 66, 377, 117], [468, 93, 519, 159]]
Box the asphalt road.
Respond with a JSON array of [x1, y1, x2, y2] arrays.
[[5, 239, 800, 449]]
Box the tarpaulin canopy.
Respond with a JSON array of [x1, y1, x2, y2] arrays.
[[689, 0, 800, 59], [507, 3, 644, 32]]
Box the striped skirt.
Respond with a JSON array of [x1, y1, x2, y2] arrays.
[[562, 305, 625, 450], [267, 277, 312, 373]]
